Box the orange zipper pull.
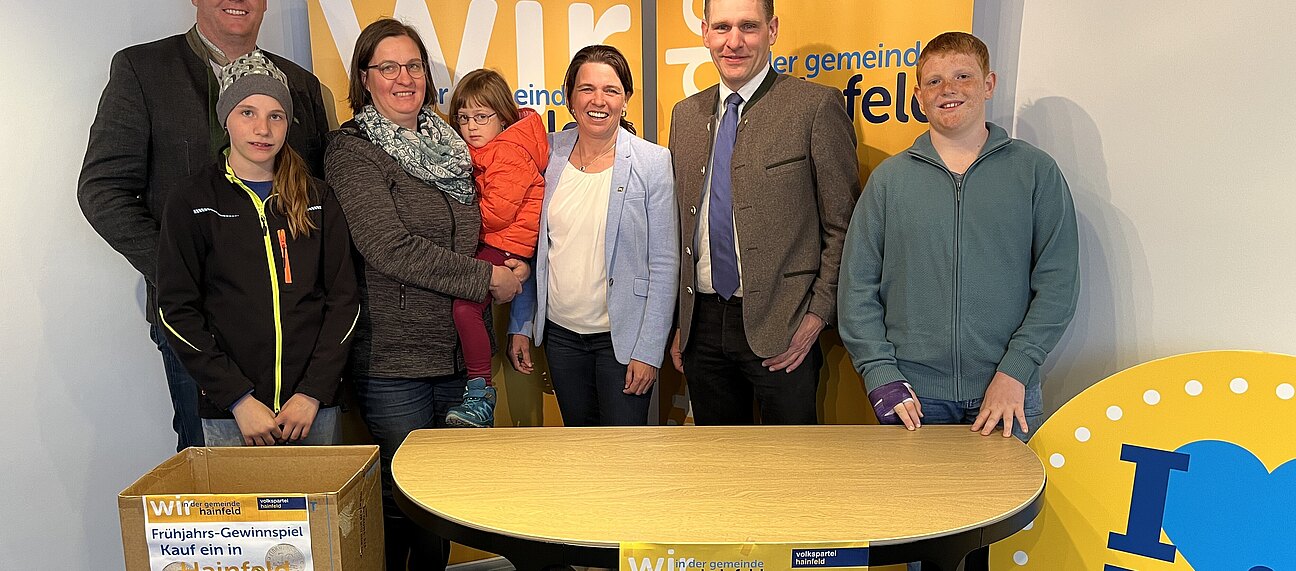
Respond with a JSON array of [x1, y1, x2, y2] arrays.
[[277, 229, 293, 284]]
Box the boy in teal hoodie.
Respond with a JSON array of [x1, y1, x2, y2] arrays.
[[839, 32, 1079, 441]]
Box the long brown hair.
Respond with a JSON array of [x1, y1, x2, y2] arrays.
[[273, 145, 316, 238], [563, 44, 636, 135]]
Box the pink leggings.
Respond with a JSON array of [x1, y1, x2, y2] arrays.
[[453, 243, 519, 384]]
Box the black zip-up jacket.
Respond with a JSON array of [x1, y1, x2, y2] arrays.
[[157, 160, 359, 418]]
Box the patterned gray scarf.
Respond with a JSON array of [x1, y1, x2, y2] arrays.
[[355, 105, 476, 204]]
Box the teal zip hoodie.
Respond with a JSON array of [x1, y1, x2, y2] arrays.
[[838, 122, 1079, 401]]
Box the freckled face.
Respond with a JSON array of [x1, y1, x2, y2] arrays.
[[915, 52, 996, 136]]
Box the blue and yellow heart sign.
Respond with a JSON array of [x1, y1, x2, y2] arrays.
[[991, 351, 1296, 570]]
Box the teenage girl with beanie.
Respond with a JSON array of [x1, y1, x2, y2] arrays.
[[156, 51, 359, 446]]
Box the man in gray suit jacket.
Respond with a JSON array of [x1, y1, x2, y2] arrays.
[[668, 0, 860, 424], [78, 0, 329, 451]]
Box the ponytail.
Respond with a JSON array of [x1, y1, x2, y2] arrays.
[[273, 145, 317, 238]]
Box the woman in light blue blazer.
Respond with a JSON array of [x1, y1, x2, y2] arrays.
[[507, 44, 678, 426]]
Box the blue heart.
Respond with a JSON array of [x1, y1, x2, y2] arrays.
[[1162, 440, 1296, 570]]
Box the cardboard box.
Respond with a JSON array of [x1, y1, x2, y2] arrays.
[[119, 446, 384, 571]]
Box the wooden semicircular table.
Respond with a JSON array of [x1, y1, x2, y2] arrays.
[[393, 425, 1044, 571]]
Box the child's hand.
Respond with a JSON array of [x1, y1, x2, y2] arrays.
[[869, 381, 922, 430], [231, 394, 283, 446], [504, 258, 531, 282], [972, 371, 1027, 437], [276, 394, 321, 442], [490, 265, 523, 302]]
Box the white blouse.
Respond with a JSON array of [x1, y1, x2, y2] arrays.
[[545, 163, 612, 333]]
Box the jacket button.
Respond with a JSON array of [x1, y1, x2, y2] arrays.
[[685, 247, 692, 256], [609, 278, 614, 286], [689, 206, 697, 215], [685, 286, 694, 295]]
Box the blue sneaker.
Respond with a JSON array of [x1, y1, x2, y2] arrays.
[[445, 377, 496, 428]]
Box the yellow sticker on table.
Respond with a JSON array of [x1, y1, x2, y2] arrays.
[[143, 494, 313, 571], [621, 541, 870, 571], [991, 351, 1296, 570]]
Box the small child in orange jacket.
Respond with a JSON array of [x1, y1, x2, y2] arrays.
[[446, 69, 549, 428]]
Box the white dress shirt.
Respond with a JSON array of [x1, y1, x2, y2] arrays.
[[695, 66, 772, 297]]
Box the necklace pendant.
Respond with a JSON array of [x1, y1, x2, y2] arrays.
[[579, 165, 586, 172]]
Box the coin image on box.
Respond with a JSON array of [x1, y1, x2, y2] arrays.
[[163, 563, 189, 571], [265, 543, 306, 571]]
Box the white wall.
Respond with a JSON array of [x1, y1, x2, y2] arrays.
[[3, 0, 1294, 567], [976, 0, 1296, 413], [0, 2, 310, 568]]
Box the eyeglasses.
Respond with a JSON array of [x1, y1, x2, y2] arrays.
[[455, 112, 498, 125], [365, 60, 427, 80]]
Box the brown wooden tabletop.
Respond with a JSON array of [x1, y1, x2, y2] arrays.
[[392, 424, 1043, 556]]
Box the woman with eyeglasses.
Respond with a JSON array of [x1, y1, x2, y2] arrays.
[[322, 18, 527, 571], [507, 44, 679, 426]]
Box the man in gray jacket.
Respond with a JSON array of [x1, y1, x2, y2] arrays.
[[78, 0, 330, 451], [839, 31, 1079, 443]]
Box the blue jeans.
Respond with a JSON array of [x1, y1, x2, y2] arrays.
[[150, 324, 205, 451], [543, 321, 652, 426], [918, 383, 1044, 442], [353, 373, 467, 571], [200, 405, 341, 446]]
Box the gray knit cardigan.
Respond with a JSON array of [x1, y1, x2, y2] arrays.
[[324, 123, 493, 378]]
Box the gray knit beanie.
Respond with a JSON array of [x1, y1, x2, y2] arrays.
[[216, 51, 293, 128]]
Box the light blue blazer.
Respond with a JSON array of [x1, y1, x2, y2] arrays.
[[508, 127, 679, 367]]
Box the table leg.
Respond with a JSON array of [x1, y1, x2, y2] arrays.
[[918, 545, 988, 571], [916, 557, 961, 571]]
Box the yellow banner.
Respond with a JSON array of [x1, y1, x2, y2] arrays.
[[308, 0, 645, 131], [621, 541, 871, 571], [308, 0, 975, 429], [655, 0, 972, 177]]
